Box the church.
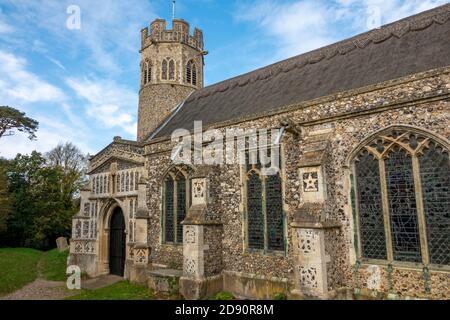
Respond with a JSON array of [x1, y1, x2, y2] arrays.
[[69, 4, 450, 299]]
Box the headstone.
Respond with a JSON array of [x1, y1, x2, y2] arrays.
[[56, 237, 69, 252]]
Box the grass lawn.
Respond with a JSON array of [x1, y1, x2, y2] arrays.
[[67, 281, 156, 300], [41, 248, 69, 281], [0, 248, 43, 296]]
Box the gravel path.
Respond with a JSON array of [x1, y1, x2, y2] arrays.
[[0, 253, 123, 300], [0, 279, 74, 300]]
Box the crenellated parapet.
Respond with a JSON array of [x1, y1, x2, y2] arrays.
[[141, 18, 204, 51]]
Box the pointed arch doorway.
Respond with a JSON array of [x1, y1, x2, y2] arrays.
[[109, 207, 126, 276]]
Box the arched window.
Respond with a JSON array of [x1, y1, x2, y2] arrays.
[[169, 59, 175, 80], [143, 61, 151, 84], [353, 128, 450, 266], [245, 144, 285, 252], [162, 58, 174, 81], [186, 60, 197, 86], [161, 59, 168, 80], [162, 167, 192, 244]]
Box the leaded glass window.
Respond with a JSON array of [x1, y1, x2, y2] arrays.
[[419, 142, 450, 265], [266, 174, 284, 251], [162, 167, 192, 244], [169, 59, 175, 80], [353, 128, 450, 267], [355, 151, 387, 260], [162, 59, 168, 80], [245, 143, 285, 252], [247, 172, 264, 249], [164, 177, 174, 243], [176, 176, 187, 243]]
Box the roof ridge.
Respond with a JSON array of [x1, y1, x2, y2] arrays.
[[187, 3, 450, 104]]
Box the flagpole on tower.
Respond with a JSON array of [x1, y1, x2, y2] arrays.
[[172, 0, 176, 20]]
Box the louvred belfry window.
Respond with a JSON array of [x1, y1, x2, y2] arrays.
[[186, 60, 197, 86], [162, 167, 192, 244], [245, 142, 285, 252], [353, 128, 450, 266]]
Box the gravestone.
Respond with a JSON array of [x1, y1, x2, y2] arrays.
[[56, 237, 69, 252]]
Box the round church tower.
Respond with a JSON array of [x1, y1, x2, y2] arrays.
[[137, 18, 206, 141]]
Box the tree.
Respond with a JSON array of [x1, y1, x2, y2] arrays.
[[0, 106, 39, 140], [0, 158, 12, 234], [45, 142, 88, 204]]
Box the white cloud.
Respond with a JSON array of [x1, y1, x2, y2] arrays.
[[235, 0, 448, 60], [0, 50, 66, 104], [0, 20, 14, 33], [2, 0, 155, 74], [66, 77, 137, 137], [0, 115, 94, 159]]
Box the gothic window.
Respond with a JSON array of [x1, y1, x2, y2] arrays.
[[146, 61, 151, 84], [169, 59, 175, 80], [130, 172, 134, 191], [245, 143, 285, 252], [353, 128, 450, 266], [162, 59, 168, 80], [135, 172, 139, 190], [164, 177, 174, 242], [186, 60, 197, 86], [162, 167, 192, 244], [419, 142, 450, 265]]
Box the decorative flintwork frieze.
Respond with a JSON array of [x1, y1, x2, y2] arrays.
[[134, 248, 148, 264], [71, 240, 96, 255], [191, 178, 206, 206], [75, 242, 83, 253], [299, 167, 326, 203], [75, 221, 82, 239], [297, 229, 319, 255], [193, 180, 205, 198], [84, 203, 90, 215], [82, 221, 89, 238], [298, 266, 318, 289], [302, 172, 319, 192], [184, 258, 197, 276], [184, 226, 196, 244]]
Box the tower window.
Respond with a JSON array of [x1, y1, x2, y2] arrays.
[[169, 60, 175, 80], [162, 58, 175, 81], [353, 128, 450, 266], [186, 60, 197, 86], [143, 61, 151, 85], [162, 59, 168, 80]]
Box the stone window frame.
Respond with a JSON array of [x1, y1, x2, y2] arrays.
[[142, 60, 152, 85], [161, 166, 192, 246], [161, 57, 176, 81], [240, 143, 288, 256], [349, 125, 450, 271], [185, 59, 197, 86]]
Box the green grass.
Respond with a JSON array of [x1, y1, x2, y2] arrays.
[[0, 248, 43, 296], [41, 248, 69, 281], [210, 291, 235, 300], [67, 281, 156, 300]]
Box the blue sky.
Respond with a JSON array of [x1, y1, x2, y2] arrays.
[[0, 0, 447, 158]]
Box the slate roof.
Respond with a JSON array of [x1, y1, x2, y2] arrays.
[[152, 4, 450, 140]]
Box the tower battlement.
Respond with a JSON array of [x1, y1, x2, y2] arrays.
[[141, 18, 204, 51]]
